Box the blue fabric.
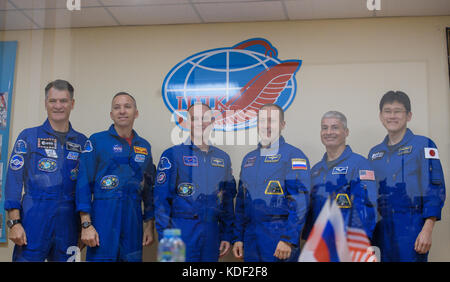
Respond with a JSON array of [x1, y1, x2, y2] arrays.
[[234, 136, 310, 262], [5, 119, 87, 261], [369, 128, 446, 262], [76, 125, 155, 262], [303, 145, 377, 240], [154, 140, 236, 262]]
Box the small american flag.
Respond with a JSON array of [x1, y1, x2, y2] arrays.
[[359, 170, 375, 181], [347, 206, 378, 262]]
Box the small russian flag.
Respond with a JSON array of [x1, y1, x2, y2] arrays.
[[292, 158, 307, 170]]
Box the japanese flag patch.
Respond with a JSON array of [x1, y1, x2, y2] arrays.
[[424, 148, 439, 159]]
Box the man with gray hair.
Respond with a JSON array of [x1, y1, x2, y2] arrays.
[[4, 79, 87, 261], [302, 111, 377, 246]]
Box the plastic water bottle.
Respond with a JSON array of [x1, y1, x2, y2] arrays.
[[171, 229, 186, 262], [157, 229, 185, 262]]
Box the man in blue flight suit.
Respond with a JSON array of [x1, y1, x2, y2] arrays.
[[76, 92, 155, 262], [369, 91, 445, 262], [302, 111, 377, 242], [154, 103, 236, 262], [232, 104, 310, 262], [4, 80, 87, 261]]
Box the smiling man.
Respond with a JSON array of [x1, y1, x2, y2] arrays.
[[76, 92, 156, 262], [4, 79, 87, 261], [302, 111, 377, 244], [369, 91, 446, 262], [232, 104, 310, 262]]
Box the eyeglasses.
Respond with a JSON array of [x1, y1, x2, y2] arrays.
[[381, 109, 407, 116]]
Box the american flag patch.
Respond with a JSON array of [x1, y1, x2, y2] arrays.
[[292, 158, 307, 170], [359, 170, 375, 181]]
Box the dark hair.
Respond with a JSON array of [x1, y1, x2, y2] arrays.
[[187, 102, 211, 112], [112, 92, 137, 107], [258, 103, 285, 122], [45, 79, 74, 99], [379, 91, 411, 113]]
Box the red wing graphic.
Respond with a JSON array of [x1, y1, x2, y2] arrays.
[[214, 61, 299, 126]]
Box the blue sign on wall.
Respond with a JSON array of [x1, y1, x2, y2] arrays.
[[0, 41, 17, 242], [162, 38, 302, 131]]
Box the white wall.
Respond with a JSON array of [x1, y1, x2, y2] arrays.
[[0, 15, 449, 261]]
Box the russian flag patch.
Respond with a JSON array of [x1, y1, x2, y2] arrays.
[[292, 158, 307, 170]]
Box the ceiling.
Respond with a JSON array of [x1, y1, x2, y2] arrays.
[[0, 0, 449, 30]]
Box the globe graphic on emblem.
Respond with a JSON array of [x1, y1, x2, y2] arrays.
[[162, 39, 301, 131]]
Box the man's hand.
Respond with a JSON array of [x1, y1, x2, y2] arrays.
[[232, 241, 244, 259], [9, 224, 27, 246], [219, 241, 231, 258], [415, 217, 436, 254], [143, 220, 155, 246], [81, 226, 100, 248], [274, 241, 292, 260]]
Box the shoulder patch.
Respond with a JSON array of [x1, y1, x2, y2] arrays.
[[291, 158, 307, 170], [158, 156, 172, 170], [14, 140, 27, 154], [83, 140, 93, 153], [424, 148, 439, 159], [10, 154, 24, 170]]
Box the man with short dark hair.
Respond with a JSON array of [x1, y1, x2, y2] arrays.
[[4, 79, 87, 261], [232, 104, 310, 262], [154, 103, 236, 262], [76, 92, 155, 262], [369, 91, 446, 262]]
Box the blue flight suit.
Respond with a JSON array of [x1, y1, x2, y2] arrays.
[[234, 136, 310, 262], [4, 119, 87, 261], [76, 125, 155, 262], [369, 128, 446, 262], [302, 145, 377, 241], [154, 140, 236, 262]]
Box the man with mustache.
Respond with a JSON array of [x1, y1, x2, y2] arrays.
[[4, 79, 87, 261], [76, 92, 155, 261]]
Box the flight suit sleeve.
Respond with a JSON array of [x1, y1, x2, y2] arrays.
[[351, 160, 378, 239], [4, 131, 29, 211], [154, 149, 177, 240], [281, 154, 311, 246], [420, 140, 446, 220], [233, 175, 250, 244], [219, 156, 237, 243], [75, 138, 97, 215], [142, 147, 156, 221]]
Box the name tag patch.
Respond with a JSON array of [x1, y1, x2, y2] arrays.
[[134, 146, 148, 155], [332, 166, 348, 175], [66, 142, 82, 152], [371, 151, 385, 160], [67, 151, 79, 160], [244, 156, 256, 168], [135, 154, 146, 163], [38, 138, 57, 150], [183, 156, 198, 167], [398, 146, 412, 155], [211, 157, 225, 167], [264, 154, 281, 163]]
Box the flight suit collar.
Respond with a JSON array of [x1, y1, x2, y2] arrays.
[[42, 118, 78, 140], [107, 124, 140, 144], [382, 128, 414, 151], [319, 145, 353, 171], [258, 136, 286, 156], [182, 137, 215, 154]]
